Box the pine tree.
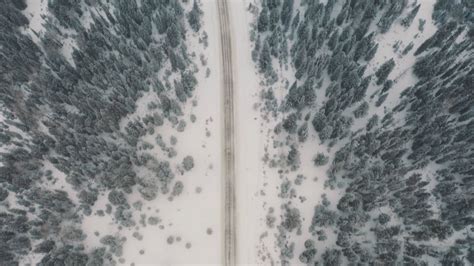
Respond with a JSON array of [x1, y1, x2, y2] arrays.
[[259, 41, 272, 74], [375, 58, 395, 85], [188, 0, 203, 32]]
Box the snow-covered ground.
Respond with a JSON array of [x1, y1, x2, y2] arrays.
[[362, 0, 438, 123], [229, 0, 333, 264], [230, 0, 444, 265], [228, 0, 273, 264], [22, 0, 47, 43]]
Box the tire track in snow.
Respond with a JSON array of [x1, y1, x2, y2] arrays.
[[217, 0, 236, 265]]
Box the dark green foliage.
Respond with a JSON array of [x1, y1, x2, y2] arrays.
[[297, 123, 308, 142], [10, 0, 27, 10], [413, 219, 453, 241], [26, 189, 75, 214], [259, 41, 272, 74], [0, 188, 8, 201], [414, 20, 459, 56], [87, 248, 106, 266], [0, 0, 199, 262], [322, 249, 342, 266], [281, 206, 301, 233], [0, 250, 15, 263], [34, 240, 56, 253], [377, 0, 407, 33], [285, 81, 316, 110], [336, 231, 351, 248], [378, 213, 391, 225], [282, 113, 298, 133], [188, 0, 202, 32], [327, 29, 339, 51], [401, 4, 420, 28], [100, 235, 124, 256], [171, 181, 184, 196], [375, 59, 395, 85], [258, 7, 269, 32], [375, 93, 388, 107], [39, 246, 89, 266], [313, 153, 329, 166], [182, 155, 194, 171], [354, 101, 369, 118], [365, 43, 378, 61], [312, 112, 326, 133], [337, 193, 361, 212], [167, 22, 182, 47], [280, 0, 293, 30], [108, 190, 128, 206], [366, 115, 379, 131], [78, 190, 98, 206], [287, 145, 300, 170], [467, 244, 474, 264], [251, 0, 473, 264], [341, 69, 361, 90], [310, 205, 338, 230], [433, 0, 474, 25], [299, 248, 317, 264]]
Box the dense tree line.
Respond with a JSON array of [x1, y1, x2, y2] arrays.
[[0, 0, 203, 264], [251, 0, 473, 264]]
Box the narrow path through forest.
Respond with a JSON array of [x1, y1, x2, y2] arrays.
[[217, 0, 236, 265]]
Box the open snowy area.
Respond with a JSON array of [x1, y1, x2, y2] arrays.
[[0, 0, 472, 265]]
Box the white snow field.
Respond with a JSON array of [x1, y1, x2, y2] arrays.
[[228, 0, 274, 264]]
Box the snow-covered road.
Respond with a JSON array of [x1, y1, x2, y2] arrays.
[[218, 0, 277, 264], [216, 0, 237, 265]]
